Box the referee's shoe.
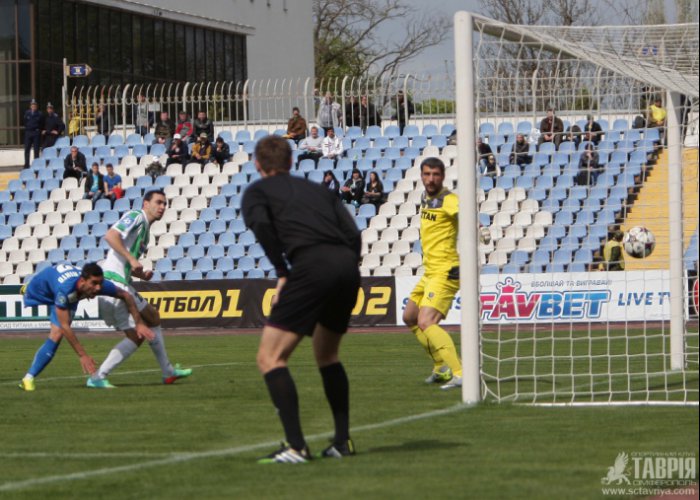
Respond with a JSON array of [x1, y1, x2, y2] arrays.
[[258, 442, 311, 464], [318, 438, 356, 459]]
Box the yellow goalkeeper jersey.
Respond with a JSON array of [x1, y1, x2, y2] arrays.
[[419, 188, 459, 275]]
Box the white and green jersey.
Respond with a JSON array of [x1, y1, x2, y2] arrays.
[[101, 210, 150, 285]]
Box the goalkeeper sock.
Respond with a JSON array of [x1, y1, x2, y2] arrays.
[[264, 367, 306, 451], [423, 324, 462, 378], [411, 325, 444, 371]]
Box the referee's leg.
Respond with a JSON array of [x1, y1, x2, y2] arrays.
[[313, 325, 352, 448], [257, 326, 306, 451]]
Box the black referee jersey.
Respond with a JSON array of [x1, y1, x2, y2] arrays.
[[241, 174, 362, 277]]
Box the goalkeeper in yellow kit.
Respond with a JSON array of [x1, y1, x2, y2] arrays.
[[403, 157, 463, 390]]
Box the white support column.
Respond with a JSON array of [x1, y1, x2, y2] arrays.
[[454, 11, 481, 404], [666, 91, 685, 370]]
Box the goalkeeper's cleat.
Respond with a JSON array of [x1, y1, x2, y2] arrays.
[[258, 442, 311, 464], [163, 364, 192, 385], [86, 377, 117, 389], [318, 439, 356, 459], [424, 366, 452, 384], [18, 376, 35, 392], [440, 375, 462, 390]]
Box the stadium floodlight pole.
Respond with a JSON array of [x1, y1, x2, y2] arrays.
[[454, 11, 481, 404], [666, 90, 684, 370]]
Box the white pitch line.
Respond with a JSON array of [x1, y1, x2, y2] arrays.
[[0, 362, 244, 387], [0, 403, 470, 492]]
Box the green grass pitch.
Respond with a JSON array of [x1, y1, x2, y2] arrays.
[[1, 331, 697, 499]]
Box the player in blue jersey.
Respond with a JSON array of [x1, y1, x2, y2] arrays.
[[18, 263, 154, 391]]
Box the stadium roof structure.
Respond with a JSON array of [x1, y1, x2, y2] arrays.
[[472, 15, 700, 98]]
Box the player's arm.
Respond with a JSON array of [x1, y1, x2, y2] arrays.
[[104, 228, 146, 277], [242, 187, 289, 278], [54, 307, 96, 375], [100, 279, 154, 340]]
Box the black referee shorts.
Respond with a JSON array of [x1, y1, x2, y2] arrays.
[[267, 244, 361, 336]]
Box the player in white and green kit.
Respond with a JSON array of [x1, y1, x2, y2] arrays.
[[88, 189, 192, 388]]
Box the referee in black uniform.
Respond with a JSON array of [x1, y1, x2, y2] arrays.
[[242, 135, 362, 464]]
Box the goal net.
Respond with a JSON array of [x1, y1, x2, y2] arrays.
[[454, 13, 699, 405]]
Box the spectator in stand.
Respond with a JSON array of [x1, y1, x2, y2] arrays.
[[538, 108, 564, 148], [322, 127, 344, 165], [132, 93, 152, 137], [345, 96, 362, 129], [583, 114, 603, 145], [361, 171, 385, 208], [562, 124, 583, 148], [283, 107, 307, 144], [360, 95, 381, 132], [509, 133, 532, 167], [154, 111, 175, 149], [193, 110, 214, 142], [63, 146, 87, 181], [576, 143, 601, 186], [42, 102, 65, 149], [67, 112, 80, 138], [191, 133, 212, 165], [476, 137, 493, 165], [95, 104, 113, 137], [340, 168, 365, 206], [166, 133, 189, 166], [83, 162, 105, 205], [212, 136, 231, 168], [392, 90, 414, 136], [322, 170, 341, 197], [483, 154, 500, 178], [316, 92, 342, 134], [103, 163, 123, 207], [647, 95, 666, 144], [175, 110, 194, 144], [297, 126, 324, 165], [599, 230, 625, 271], [23, 99, 44, 169]]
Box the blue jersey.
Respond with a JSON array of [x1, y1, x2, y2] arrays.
[[23, 264, 118, 325]]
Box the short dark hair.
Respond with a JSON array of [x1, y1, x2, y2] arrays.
[[255, 136, 292, 174], [91, 162, 99, 168], [143, 189, 166, 203], [420, 157, 445, 175], [292, 106, 300, 112], [106, 163, 114, 169], [81, 262, 104, 279]]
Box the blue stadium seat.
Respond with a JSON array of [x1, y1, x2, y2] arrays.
[[7, 213, 24, 227], [228, 244, 246, 260], [229, 219, 247, 235], [67, 248, 85, 263], [238, 231, 256, 246], [198, 233, 216, 248], [126, 134, 142, 146], [392, 136, 409, 149], [189, 220, 207, 235], [481, 265, 500, 275], [200, 207, 217, 224], [149, 144, 166, 156], [48, 249, 66, 263], [205, 270, 224, 280], [383, 125, 401, 139], [164, 271, 182, 281], [187, 245, 205, 260], [516, 121, 532, 136], [612, 119, 629, 132], [365, 125, 382, 139], [402, 125, 420, 138], [167, 246, 184, 260], [479, 122, 495, 138], [235, 130, 251, 143], [175, 257, 194, 273], [206, 244, 226, 260], [113, 198, 131, 212], [195, 257, 214, 273], [155, 259, 173, 274], [87, 248, 105, 262], [237, 256, 256, 271], [132, 144, 148, 157], [209, 219, 227, 236], [178, 233, 196, 248]]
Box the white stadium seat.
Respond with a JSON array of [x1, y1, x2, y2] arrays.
[[362, 254, 381, 269], [496, 237, 516, 253], [26, 212, 43, 227], [507, 187, 527, 202], [14, 225, 32, 239], [504, 225, 525, 240], [404, 252, 423, 269], [534, 211, 553, 226], [402, 226, 420, 242], [500, 198, 519, 216], [526, 224, 546, 240], [390, 215, 409, 230], [487, 187, 506, 203], [386, 191, 405, 206], [397, 202, 417, 216], [62, 177, 79, 190], [21, 236, 39, 251], [2, 237, 20, 252], [38, 200, 55, 214], [180, 185, 201, 199], [373, 266, 392, 276], [488, 249, 508, 266], [45, 212, 62, 226], [392, 240, 411, 256], [40, 236, 58, 250], [382, 254, 402, 269], [492, 212, 512, 228], [368, 215, 388, 230], [158, 233, 176, 248], [4, 274, 21, 285], [517, 237, 538, 253], [512, 212, 533, 228], [52, 223, 70, 238], [480, 199, 499, 216], [379, 227, 399, 243], [64, 211, 82, 226], [75, 199, 93, 214], [520, 199, 539, 215], [362, 228, 379, 246], [371, 241, 390, 255], [394, 266, 414, 277]]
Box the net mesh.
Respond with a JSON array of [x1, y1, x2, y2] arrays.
[[470, 15, 699, 404]]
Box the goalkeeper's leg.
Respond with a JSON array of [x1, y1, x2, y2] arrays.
[[403, 298, 448, 380]]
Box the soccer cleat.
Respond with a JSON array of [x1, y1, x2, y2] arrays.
[[258, 442, 311, 464], [424, 366, 452, 384], [440, 375, 462, 390], [18, 377, 35, 392], [163, 364, 192, 385], [318, 439, 356, 459], [86, 377, 117, 389]]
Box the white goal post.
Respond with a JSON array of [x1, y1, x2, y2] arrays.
[[454, 12, 699, 405]]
